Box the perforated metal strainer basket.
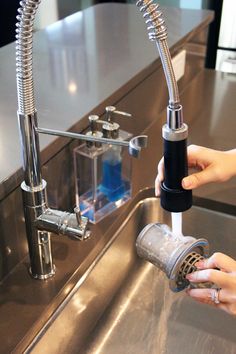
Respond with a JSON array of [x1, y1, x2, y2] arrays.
[[136, 223, 209, 292]]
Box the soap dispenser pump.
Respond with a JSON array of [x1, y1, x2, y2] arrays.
[[73, 107, 132, 223], [100, 106, 132, 202]]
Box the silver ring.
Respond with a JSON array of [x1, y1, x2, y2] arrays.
[[211, 288, 221, 304]]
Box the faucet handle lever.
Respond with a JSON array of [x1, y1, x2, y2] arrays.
[[74, 206, 82, 225]]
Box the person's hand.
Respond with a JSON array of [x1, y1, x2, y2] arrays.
[[155, 145, 236, 196], [185, 252, 236, 316]]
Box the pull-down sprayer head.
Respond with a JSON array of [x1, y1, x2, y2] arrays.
[[135, 2, 210, 293], [136, 0, 192, 212]]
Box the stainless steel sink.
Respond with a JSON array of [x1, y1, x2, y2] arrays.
[[23, 189, 236, 354]]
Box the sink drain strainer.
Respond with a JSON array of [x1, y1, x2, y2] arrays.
[[136, 223, 209, 292], [175, 251, 203, 289], [169, 250, 206, 291]]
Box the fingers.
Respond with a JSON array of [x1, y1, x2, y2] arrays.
[[186, 288, 228, 304], [182, 145, 218, 189], [157, 157, 164, 182], [155, 176, 161, 196], [155, 144, 225, 193], [195, 252, 236, 273], [186, 269, 231, 288], [155, 157, 164, 196], [186, 144, 211, 167], [186, 287, 236, 316], [185, 252, 236, 316], [182, 167, 216, 190], [186, 291, 231, 313], [186, 288, 236, 315]]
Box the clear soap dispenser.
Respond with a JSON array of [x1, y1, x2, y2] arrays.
[[73, 107, 132, 223]]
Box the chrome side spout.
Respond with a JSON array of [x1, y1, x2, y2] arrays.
[[16, 1, 147, 279]]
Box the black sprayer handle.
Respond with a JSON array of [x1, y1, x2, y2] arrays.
[[160, 138, 192, 212]]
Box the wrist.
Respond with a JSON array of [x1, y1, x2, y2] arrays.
[[225, 149, 236, 179]]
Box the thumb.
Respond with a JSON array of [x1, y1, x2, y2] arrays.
[[182, 168, 215, 190]]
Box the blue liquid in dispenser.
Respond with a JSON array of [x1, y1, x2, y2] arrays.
[[100, 159, 125, 201]]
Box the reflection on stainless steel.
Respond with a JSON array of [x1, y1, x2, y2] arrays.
[[45, 12, 88, 93], [16, 1, 147, 280], [20, 189, 236, 354]]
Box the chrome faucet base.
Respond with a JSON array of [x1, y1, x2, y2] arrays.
[[29, 265, 56, 280], [21, 180, 55, 279]]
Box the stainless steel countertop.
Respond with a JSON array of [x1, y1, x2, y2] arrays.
[[0, 3, 213, 200]]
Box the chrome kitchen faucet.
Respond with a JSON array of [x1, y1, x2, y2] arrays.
[[16, 0, 147, 279]]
